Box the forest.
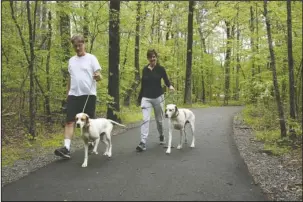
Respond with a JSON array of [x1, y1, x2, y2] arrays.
[[1, 1, 302, 163]]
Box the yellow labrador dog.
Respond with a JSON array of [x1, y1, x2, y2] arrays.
[[164, 104, 195, 154], [75, 112, 126, 167]]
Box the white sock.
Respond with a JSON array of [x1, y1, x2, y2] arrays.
[[64, 139, 71, 151]]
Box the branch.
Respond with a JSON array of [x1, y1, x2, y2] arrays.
[[38, 35, 48, 50], [34, 75, 46, 97], [9, 0, 30, 64]]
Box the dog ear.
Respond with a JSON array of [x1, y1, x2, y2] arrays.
[[175, 105, 178, 112], [85, 115, 90, 126]]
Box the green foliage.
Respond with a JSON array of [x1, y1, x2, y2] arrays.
[[1, 1, 302, 159], [243, 103, 301, 156]]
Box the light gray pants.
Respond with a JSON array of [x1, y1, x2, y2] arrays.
[[140, 95, 164, 144]]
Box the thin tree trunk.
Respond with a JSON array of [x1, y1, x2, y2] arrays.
[[157, 3, 162, 44], [196, 9, 206, 103], [184, 0, 194, 105], [150, 3, 155, 44], [223, 21, 233, 105], [250, 6, 255, 78], [58, 1, 71, 94], [235, 4, 240, 100], [123, 2, 141, 106], [287, 0, 296, 122], [296, 59, 302, 126], [83, 2, 89, 44], [256, 3, 261, 81], [165, 3, 172, 41], [107, 0, 120, 122], [301, 60, 303, 134], [264, 1, 287, 138], [45, 9, 52, 122], [120, 32, 131, 79], [27, 0, 38, 138]]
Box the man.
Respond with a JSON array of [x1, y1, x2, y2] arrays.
[[54, 35, 102, 159]]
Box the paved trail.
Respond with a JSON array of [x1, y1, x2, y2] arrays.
[[2, 107, 266, 201]]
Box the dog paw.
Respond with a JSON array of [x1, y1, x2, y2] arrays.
[[103, 152, 108, 156], [107, 153, 112, 158], [177, 145, 182, 150], [81, 162, 87, 167], [190, 144, 195, 148], [92, 151, 98, 155], [166, 149, 171, 154]]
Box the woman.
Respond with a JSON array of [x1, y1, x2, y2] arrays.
[[136, 49, 175, 152]]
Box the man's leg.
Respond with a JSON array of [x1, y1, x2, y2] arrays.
[[54, 96, 78, 159], [64, 122, 74, 150], [54, 121, 74, 159]]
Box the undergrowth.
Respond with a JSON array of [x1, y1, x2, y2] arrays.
[[242, 103, 302, 156]]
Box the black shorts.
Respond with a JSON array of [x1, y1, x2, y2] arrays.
[[66, 95, 96, 123]]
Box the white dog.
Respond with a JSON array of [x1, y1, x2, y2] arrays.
[[164, 104, 195, 154], [75, 112, 126, 167]]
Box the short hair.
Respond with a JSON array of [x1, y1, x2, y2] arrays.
[[147, 49, 158, 58], [71, 35, 85, 44]]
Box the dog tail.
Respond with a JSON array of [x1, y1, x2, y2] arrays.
[[108, 120, 126, 128]]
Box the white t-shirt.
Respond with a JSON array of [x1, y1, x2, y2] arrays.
[[68, 53, 102, 96]]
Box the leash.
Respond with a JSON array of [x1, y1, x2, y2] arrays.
[[82, 79, 96, 113], [138, 91, 176, 127], [141, 91, 173, 110]]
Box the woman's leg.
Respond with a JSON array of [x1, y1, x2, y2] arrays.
[[152, 95, 165, 142], [140, 97, 152, 144]]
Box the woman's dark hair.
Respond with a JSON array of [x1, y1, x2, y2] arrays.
[[146, 49, 158, 58]]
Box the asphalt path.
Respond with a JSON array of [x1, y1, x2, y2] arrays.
[[2, 107, 266, 201]]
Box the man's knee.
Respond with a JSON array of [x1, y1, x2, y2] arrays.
[[65, 121, 74, 127]]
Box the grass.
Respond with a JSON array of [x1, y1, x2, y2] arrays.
[[242, 104, 297, 156], [1, 124, 64, 167]]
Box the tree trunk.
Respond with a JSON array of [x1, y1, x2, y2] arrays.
[[250, 5, 255, 78], [120, 32, 131, 79], [165, 3, 172, 41], [223, 21, 233, 105], [196, 9, 206, 103], [83, 2, 89, 44], [264, 1, 287, 138], [27, 1, 37, 138], [107, 0, 120, 122], [123, 1, 141, 106], [184, 0, 194, 105], [297, 59, 302, 130], [235, 4, 240, 100], [45, 9, 52, 122], [301, 60, 303, 134], [287, 0, 296, 121], [150, 3, 156, 44], [58, 1, 71, 95], [256, 3, 261, 81]]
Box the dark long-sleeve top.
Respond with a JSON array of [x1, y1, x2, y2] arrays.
[[138, 64, 171, 103]]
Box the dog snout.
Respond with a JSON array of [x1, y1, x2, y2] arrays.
[[76, 123, 81, 128], [165, 114, 168, 118]]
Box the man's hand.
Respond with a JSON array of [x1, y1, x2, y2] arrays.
[[169, 85, 175, 92], [93, 72, 102, 81]]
